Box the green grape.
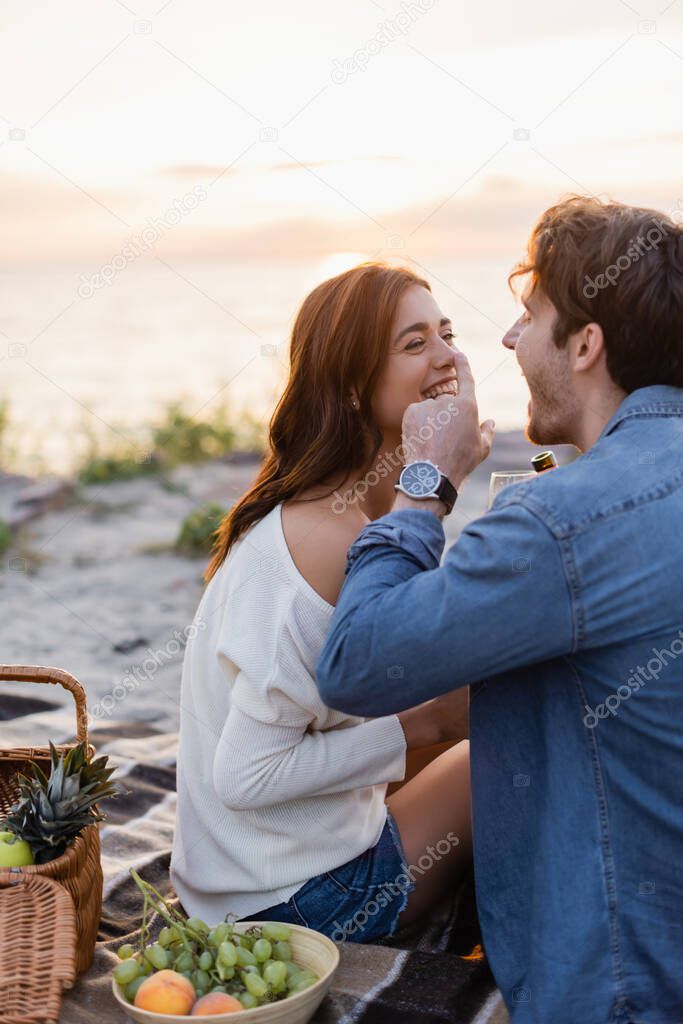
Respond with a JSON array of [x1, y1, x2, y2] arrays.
[[252, 938, 272, 962], [238, 935, 253, 949], [125, 975, 147, 1003], [293, 967, 318, 981], [157, 927, 172, 948], [262, 923, 291, 942], [243, 971, 268, 999], [168, 926, 182, 944], [193, 969, 211, 991], [198, 951, 214, 972], [239, 992, 260, 1009], [211, 985, 228, 994], [174, 950, 194, 973], [117, 943, 134, 960], [137, 955, 153, 976], [263, 960, 287, 991], [180, 971, 193, 982], [113, 959, 141, 986], [236, 946, 257, 967], [273, 940, 292, 962], [147, 944, 170, 971], [211, 922, 232, 944], [186, 916, 210, 934], [218, 941, 238, 967], [217, 963, 235, 981], [284, 960, 300, 980], [289, 974, 316, 994]]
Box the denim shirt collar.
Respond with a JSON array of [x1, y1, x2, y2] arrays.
[[600, 384, 683, 439]]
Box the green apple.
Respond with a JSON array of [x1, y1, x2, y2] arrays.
[[0, 830, 35, 867]]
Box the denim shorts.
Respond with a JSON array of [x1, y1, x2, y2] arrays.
[[244, 811, 416, 943]]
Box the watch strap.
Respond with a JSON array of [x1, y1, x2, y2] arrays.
[[435, 474, 457, 514]]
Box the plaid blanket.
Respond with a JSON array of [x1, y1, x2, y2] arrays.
[[2, 698, 508, 1024]]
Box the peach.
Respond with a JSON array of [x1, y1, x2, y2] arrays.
[[134, 969, 196, 1015], [191, 992, 244, 1015]]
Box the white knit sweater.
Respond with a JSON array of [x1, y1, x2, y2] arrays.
[[170, 502, 407, 923]]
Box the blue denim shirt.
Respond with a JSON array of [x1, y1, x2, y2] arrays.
[[317, 385, 683, 1024]]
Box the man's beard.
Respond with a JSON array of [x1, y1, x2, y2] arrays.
[[524, 371, 573, 447]]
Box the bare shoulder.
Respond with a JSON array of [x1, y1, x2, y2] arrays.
[[281, 496, 368, 607]]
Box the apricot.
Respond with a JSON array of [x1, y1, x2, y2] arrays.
[[134, 969, 196, 1014], [191, 992, 244, 1015]]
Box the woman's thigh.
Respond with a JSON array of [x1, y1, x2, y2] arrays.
[[386, 739, 472, 927]]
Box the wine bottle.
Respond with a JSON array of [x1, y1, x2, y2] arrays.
[[531, 450, 558, 473]]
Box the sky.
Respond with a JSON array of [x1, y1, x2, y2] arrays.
[[1, 0, 682, 265]]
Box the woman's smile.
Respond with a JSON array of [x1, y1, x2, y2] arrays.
[[421, 377, 458, 400]]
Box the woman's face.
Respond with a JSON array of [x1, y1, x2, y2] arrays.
[[370, 285, 459, 435]]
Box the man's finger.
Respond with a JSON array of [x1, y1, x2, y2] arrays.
[[453, 349, 476, 398]]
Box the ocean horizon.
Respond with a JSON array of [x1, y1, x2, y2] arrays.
[[1, 255, 528, 473]]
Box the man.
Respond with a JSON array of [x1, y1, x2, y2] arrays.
[[316, 196, 683, 1023]]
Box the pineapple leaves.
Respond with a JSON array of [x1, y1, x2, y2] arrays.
[[1, 740, 120, 864]]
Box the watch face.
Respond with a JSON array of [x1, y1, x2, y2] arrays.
[[400, 461, 440, 496]]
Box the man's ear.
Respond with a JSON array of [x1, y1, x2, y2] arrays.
[[571, 322, 605, 374]]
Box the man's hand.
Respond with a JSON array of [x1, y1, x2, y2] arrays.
[[399, 349, 495, 493]]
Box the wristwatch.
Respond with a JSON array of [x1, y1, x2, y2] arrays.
[[394, 460, 458, 514]]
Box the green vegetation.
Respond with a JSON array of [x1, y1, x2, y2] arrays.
[[175, 502, 227, 557], [0, 520, 11, 555], [76, 400, 266, 485], [78, 451, 161, 485], [151, 401, 236, 465]]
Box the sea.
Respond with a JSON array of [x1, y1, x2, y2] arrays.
[[0, 256, 528, 474]]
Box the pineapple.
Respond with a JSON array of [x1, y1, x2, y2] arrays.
[[2, 741, 118, 864]]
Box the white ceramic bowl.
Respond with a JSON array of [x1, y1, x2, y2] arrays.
[[112, 922, 340, 1024]]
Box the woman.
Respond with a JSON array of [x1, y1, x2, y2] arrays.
[[171, 261, 472, 943]]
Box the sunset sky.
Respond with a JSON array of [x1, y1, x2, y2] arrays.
[[1, 0, 682, 264]]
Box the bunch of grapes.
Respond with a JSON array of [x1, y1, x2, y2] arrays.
[[112, 870, 318, 1009]]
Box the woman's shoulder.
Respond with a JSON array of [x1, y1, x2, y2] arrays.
[[281, 494, 368, 608], [208, 503, 284, 598]]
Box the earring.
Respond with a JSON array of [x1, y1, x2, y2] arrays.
[[352, 398, 359, 410]]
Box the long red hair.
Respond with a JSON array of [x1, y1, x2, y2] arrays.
[[204, 261, 430, 582]]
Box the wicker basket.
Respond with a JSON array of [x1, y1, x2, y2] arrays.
[[0, 871, 77, 1024], [0, 664, 103, 975]]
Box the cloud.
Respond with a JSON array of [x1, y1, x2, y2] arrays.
[[1, 168, 681, 266]]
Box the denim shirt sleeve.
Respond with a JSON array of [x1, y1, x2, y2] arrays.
[[316, 504, 576, 716]]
